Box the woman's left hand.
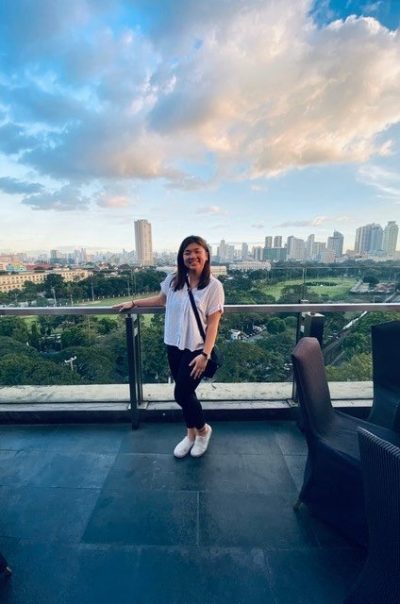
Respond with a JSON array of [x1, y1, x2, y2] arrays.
[[189, 354, 208, 379]]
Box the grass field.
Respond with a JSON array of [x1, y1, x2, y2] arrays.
[[264, 277, 358, 301], [16, 279, 359, 329]]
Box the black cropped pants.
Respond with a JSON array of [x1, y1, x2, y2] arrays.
[[166, 345, 206, 429]]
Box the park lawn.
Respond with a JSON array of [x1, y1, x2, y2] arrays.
[[306, 277, 359, 299], [264, 277, 359, 301], [82, 293, 161, 325]]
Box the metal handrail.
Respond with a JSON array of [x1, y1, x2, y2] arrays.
[[1, 302, 400, 316], [1, 301, 399, 429]]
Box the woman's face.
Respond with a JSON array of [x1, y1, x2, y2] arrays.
[[183, 242, 209, 273]]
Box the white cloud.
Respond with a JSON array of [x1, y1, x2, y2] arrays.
[[358, 165, 400, 199], [0, 176, 43, 194], [22, 184, 90, 211], [0, 0, 399, 197], [97, 194, 130, 208], [277, 215, 351, 228], [197, 205, 227, 215]]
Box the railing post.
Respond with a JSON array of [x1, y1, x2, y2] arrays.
[[292, 299, 309, 402], [125, 313, 140, 430], [135, 314, 144, 403]]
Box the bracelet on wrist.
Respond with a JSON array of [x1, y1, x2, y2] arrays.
[[201, 351, 210, 361]]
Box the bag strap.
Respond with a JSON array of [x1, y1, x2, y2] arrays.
[[185, 275, 206, 342]]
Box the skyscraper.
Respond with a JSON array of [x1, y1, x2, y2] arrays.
[[273, 236, 282, 248], [264, 236, 273, 248], [134, 219, 153, 266], [354, 223, 383, 254], [382, 221, 398, 256], [327, 231, 344, 258], [286, 236, 305, 261]]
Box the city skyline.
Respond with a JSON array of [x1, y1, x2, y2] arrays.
[[1, 218, 398, 261], [1, 1, 400, 253]]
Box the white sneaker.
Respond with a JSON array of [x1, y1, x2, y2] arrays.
[[174, 436, 195, 458], [190, 425, 213, 457]]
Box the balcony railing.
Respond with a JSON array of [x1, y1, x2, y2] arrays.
[[1, 302, 400, 426]]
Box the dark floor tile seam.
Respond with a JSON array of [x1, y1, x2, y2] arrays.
[[97, 486, 202, 496], [261, 552, 280, 604], [196, 491, 200, 546], [0, 484, 102, 493], [261, 544, 362, 554], [281, 453, 307, 457]]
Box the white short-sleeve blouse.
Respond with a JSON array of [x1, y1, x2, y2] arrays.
[[160, 272, 224, 351]]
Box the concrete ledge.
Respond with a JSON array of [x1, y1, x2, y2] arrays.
[[0, 382, 373, 424], [0, 381, 372, 404]]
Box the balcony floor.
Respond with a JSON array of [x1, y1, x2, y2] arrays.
[[0, 420, 365, 603]]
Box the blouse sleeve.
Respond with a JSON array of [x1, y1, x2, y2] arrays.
[[206, 279, 225, 316], [160, 273, 174, 296]]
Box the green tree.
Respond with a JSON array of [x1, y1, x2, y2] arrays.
[[61, 326, 91, 348], [43, 273, 66, 298], [0, 317, 29, 342], [363, 273, 379, 286], [0, 353, 83, 385], [0, 335, 39, 357], [217, 341, 286, 382], [97, 317, 118, 335], [342, 333, 369, 359], [267, 318, 286, 334], [326, 353, 372, 381], [55, 347, 116, 383], [141, 315, 169, 382], [28, 322, 41, 350]]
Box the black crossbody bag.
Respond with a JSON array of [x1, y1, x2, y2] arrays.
[[185, 277, 223, 379]]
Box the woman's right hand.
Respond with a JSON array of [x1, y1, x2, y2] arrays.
[[113, 300, 135, 312]]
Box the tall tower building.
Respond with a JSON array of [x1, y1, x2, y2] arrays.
[[241, 242, 249, 260], [264, 236, 273, 249], [327, 231, 344, 258], [306, 234, 315, 260], [134, 219, 153, 266], [286, 236, 305, 261], [354, 223, 383, 254], [382, 221, 398, 256], [273, 236, 282, 248]]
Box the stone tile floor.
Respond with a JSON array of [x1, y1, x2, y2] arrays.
[[0, 420, 365, 603]]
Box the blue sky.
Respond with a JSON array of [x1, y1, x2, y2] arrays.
[[1, 0, 399, 254]]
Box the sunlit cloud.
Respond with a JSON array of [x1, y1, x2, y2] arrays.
[[0, 0, 399, 201], [97, 195, 130, 209]]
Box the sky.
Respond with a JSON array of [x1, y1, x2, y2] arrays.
[[1, 0, 400, 254]]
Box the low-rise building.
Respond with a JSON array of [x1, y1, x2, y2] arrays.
[[0, 269, 92, 293]]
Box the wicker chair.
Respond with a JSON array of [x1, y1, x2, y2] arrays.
[[344, 428, 400, 604], [369, 320, 400, 433], [291, 337, 400, 546]]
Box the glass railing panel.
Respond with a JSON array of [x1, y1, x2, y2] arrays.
[[1, 303, 400, 398]]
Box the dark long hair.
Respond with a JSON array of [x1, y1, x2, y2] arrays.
[[173, 235, 211, 291]]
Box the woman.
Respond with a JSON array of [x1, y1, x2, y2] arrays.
[[114, 235, 224, 458]]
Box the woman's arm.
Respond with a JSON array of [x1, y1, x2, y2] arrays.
[[203, 311, 222, 357], [113, 292, 166, 312], [189, 310, 222, 378]]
